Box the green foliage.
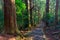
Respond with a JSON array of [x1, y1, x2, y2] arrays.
[[0, 0, 60, 32], [43, 13, 55, 26], [0, 9, 4, 33], [0, 1, 4, 33], [15, 0, 26, 15], [15, 0, 29, 30]]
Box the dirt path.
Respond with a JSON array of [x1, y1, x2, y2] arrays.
[[0, 22, 59, 40], [25, 21, 47, 40], [0, 21, 51, 40], [21, 21, 60, 40]]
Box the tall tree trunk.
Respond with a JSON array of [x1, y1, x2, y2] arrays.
[[4, 0, 23, 37], [25, 0, 30, 30], [55, 0, 59, 25], [45, 0, 50, 26], [43, 0, 50, 38], [29, 0, 33, 27], [4, 0, 15, 34]]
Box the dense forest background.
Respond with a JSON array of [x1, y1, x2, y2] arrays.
[[0, 0, 60, 34], [0, 0, 60, 40]]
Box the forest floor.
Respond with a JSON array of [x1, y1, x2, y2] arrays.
[[20, 21, 48, 40], [0, 21, 47, 40], [17, 21, 60, 40], [0, 21, 60, 40]]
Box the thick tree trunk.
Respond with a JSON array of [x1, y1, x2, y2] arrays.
[[4, 0, 15, 34], [4, 0, 23, 37]]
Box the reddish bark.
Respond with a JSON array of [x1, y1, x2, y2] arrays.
[[4, 0, 16, 34]]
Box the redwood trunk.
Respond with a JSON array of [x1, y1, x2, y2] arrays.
[[4, 0, 19, 34]]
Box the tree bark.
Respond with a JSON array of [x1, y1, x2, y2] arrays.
[[55, 0, 59, 25], [4, 0, 15, 34], [4, 0, 23, 37], [45, 0, 50, 26], [46, 0, 49, 13], [29, 0, 33, 27], [43, 0, 50, 38], [25, 0, 30, 29]]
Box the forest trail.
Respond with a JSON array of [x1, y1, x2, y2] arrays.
[[23, 21, 47, 40], [0, 21, 47, 40], [0, 21, 59, 40], [29, 21, 46, 40], [22, 21, 60, 40], [31, 21, 45, 40], [0, 22, 59, 40]]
